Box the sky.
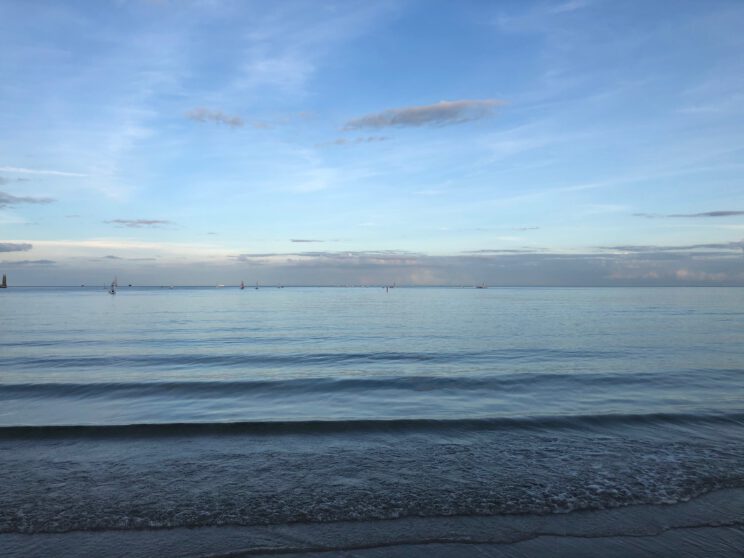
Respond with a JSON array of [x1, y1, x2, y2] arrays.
[[1, 0, 744, 286]]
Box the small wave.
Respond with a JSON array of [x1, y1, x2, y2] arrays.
[[0, 347, 623, 369], [1, 368, 739, 399], [2, 425, 744, 534], [2, 411, 743, 439]]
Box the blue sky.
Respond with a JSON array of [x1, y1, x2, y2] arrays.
[[1, 0, 743, 285]]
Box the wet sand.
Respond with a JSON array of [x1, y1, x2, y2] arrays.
[[3, 488, 742, 557]]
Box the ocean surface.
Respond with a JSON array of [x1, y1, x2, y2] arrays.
[[1, 286, 743, 550]]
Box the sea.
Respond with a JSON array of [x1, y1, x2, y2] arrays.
[[1, 286, 743, 556]]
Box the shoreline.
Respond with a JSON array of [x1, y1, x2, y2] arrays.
[[3, 487, 743, 557]]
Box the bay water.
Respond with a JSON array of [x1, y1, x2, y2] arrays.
[[1, 286, 743, 541]]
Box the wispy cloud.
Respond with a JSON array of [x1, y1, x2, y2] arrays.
[[235, 250, 423, 264], [548, 0, 593, 14], [232, 3, 396, 96], [0, 191, 55, 208], [343, 100, 505, 130], [635, 211, 744, 218], [463, 249, 539, 254], [599, 241, 744, 253], [186, 108, 244, 128], [1, 259, 55, 265], [0, 243, 33, 253], [0, 166, 87, 177], [290, 239, 324, 243], [240, 53, 315, 94], [105, 219, 172, 228], [21, 239, 226, 263], [317, 136, 388, 147], [289, 166, 340, 193], [102, 255, 157, 261]]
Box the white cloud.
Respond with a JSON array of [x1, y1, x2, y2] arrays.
[[0, 166, 87, 177]]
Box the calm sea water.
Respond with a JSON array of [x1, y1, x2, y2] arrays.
[[1, 287, 743, 536]]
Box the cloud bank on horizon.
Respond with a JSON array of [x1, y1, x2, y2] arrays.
[[0, 0, 743, 285]]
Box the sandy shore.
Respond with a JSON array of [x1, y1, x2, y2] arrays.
[[2, 487, 742, 557]]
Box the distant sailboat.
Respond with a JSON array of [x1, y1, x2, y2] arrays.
[[255, 281, 259, 290], [0, 274, 7, 288], [240, 280, 245, 290], [109, 277, 117, 295], [476, 282, 487, 289]]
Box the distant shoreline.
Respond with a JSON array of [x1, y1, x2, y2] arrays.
[[3, 284, 744, 289]]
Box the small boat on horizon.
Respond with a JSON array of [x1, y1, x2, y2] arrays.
[[240, 280, 245, 290], [109, 277, 117, 295], [476, 283, 487, 289], [0, 273, 7, 289]]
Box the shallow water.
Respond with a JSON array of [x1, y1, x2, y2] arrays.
[[1, 286, 743, 535]]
